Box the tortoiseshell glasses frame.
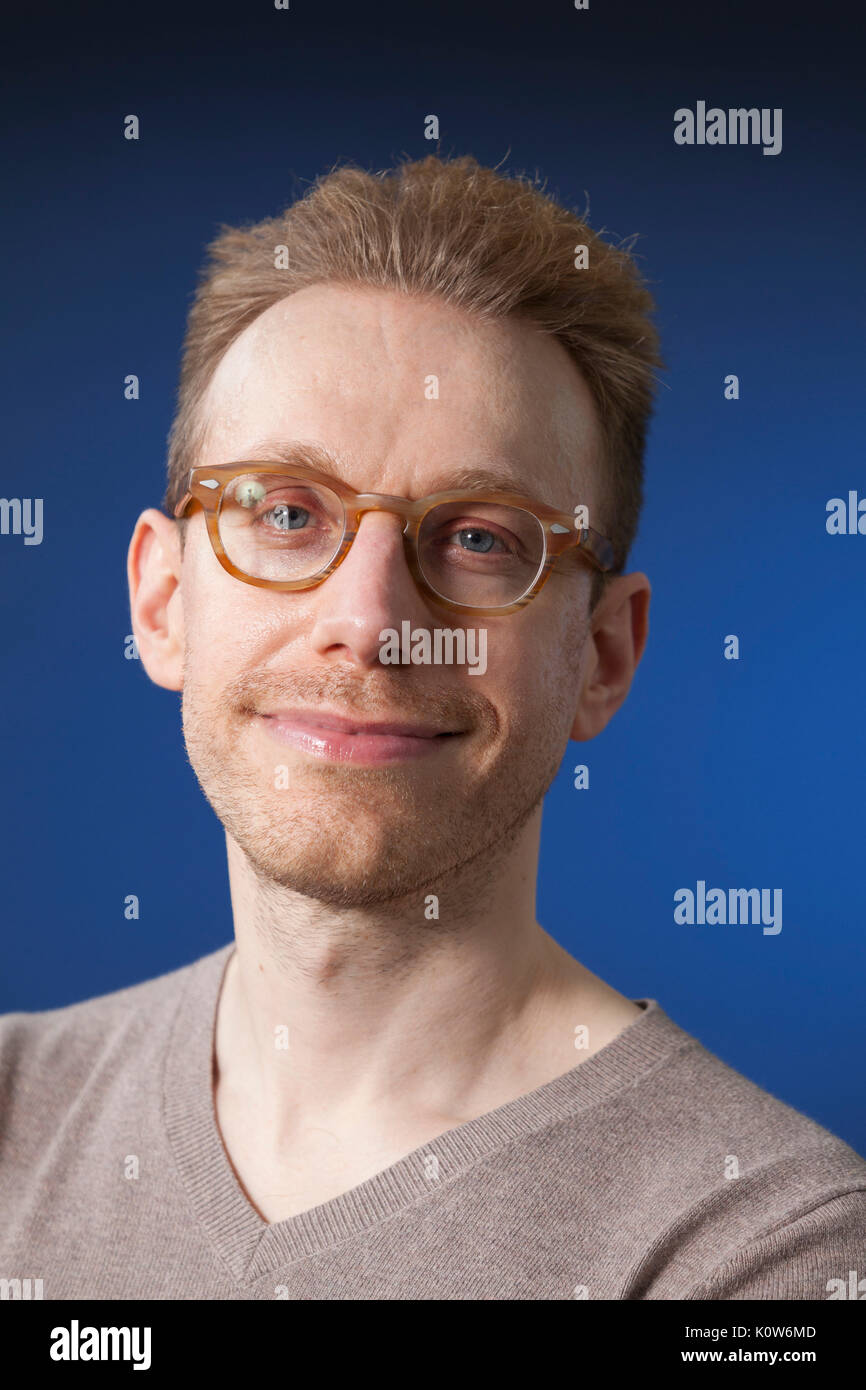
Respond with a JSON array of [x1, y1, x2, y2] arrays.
[[172, 461, 616, 617]]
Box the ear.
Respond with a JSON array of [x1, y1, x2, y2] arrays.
[[127, 509, 185, 692], [569, 572, 650, 741]]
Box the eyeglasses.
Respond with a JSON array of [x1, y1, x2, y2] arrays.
[[172, 461, 616, 616]]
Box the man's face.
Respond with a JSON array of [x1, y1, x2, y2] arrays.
[[177, 284, 603, 907]]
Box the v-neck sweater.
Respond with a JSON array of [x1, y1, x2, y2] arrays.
[[1, 942, 864, 1299]]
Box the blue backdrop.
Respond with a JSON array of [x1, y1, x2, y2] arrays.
[[2, 0, 863, 1154]]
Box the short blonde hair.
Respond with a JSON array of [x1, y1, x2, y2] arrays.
[[164, 154, 663, 579]]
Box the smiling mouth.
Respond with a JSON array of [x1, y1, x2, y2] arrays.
[[254, 708, 465, 764]]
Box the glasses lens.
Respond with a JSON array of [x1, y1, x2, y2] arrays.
[[218, 473, 345, 580], [418, 500, 546, 608]]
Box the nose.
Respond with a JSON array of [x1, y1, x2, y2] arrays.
[[307, 509, 431, 669]]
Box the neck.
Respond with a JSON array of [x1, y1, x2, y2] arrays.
[[214, 811, 637, 1143]]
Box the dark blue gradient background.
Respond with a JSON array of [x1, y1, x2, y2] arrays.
[[2, 2, 864, 1152]]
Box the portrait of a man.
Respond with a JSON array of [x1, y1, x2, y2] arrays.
[[1, 149, 864, 1303]]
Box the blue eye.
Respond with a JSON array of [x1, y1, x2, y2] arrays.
[[454, 527, 497, 553], [267, 504, 310, 531]]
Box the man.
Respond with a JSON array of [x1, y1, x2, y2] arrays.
[[1, 155, 864, 1300]]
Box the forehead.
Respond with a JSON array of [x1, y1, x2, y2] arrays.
[[199, 283, 601, 507]]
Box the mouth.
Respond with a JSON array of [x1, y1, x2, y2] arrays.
[[254, 708, 465, 764]]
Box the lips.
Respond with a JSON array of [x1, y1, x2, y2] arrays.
[[261, 709, 455, 739], [255, 707, 463, 764]]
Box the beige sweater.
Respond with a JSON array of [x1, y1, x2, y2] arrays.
[[1, 943, 864, 1300]]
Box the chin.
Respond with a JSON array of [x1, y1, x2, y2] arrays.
[[224, 803, 441, 906], [244, 848, 438, 909]]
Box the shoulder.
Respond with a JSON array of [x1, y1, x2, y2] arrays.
[[643, 1017, 865, 1180], [612, 1006, 866, 1298], [685, 1189, 866, 1299], [0, 945, 231, 1136]]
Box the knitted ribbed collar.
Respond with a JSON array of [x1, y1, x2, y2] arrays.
[[163, 941, 695, 1284]]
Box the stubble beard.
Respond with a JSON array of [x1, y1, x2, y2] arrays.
[[180, 663, 572, 912]]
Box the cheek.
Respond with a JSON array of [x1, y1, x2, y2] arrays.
[[180, 559, 256, 685], [478, 623, 555, 729], [503, 602, 587, 725], [183, 530, 259, 637], [180, 561, 319, 702]]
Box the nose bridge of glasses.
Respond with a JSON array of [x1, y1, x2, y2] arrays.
[[350, 493, 418, 535]]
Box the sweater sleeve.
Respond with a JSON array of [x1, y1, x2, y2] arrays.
[[685, 1191, 866, 1300]]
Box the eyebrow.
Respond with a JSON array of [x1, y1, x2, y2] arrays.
[[236, 439, 544, 502]]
